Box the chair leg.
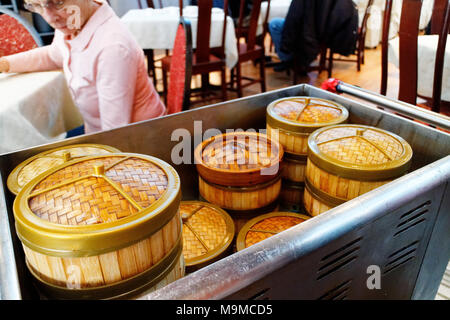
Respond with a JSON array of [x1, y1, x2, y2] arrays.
[[260, 57, 266, 93], [221, 67, 228, 101], [162, 68, 168, 106], [328, 50, 333, 78], [357, 49, 361, 72], [236, 63, 243, 98], [144, 49, 157, 85]]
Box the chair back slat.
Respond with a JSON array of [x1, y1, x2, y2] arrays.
[[196, 0, 213, 63], [381, 0, 394, 95], [398, 0, 422, 106], [246, 0, 262, 50], [432, 0, 450, 112]]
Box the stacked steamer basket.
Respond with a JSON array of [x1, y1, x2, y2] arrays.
[[7, 144, 121, 196], [304, 124, 413, 216], [13, 153, 184, 299], [236, 212, 311, 251], [194, 131, 284, 234], [266, 97, 349, 212], [180, 201, 234, 272]]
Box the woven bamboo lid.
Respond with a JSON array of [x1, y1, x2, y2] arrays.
[[236, 212, 310, 251], [194, 132, 284, 186], [13, 153, 181, 257], [308, 124, 413, 180], [7, 144, 121, 195], [181, 201, 234, 270], [267, 97, 349, 134]]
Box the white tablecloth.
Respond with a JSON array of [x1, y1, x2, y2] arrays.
[[121, 6, 239, 69], [260, 0, 291, 23], [108, 0, 192, 17], [0, 71, 83, 155], [388, 34, 450, 101]]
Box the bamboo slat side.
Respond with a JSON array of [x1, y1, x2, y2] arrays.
[[199, 176, 281, 211], [303, 187, 333, 216], [23, 212, 181, 288], [282, 160, 306, 182], [305, 159, 391, 201], [267, 124, 308, 155]]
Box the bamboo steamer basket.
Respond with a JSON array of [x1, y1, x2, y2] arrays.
[[180, 201, 234, 272], [266, 96, 349, 156], [236, 212, 311, 251], [7, 144, 121, 196], [13, 153, 184, 299], [304, 124, 413, 216], [194, 131, 284, 211]]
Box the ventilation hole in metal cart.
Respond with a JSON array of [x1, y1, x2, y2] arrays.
[[383, 241, 419, 275], [394, 201, 430, 237], [316, 237, 362, 280], [317, 280, 352, 300], [248, 288, 270, 300]]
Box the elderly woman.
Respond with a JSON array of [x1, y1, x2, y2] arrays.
[[0, 0, 166, 136]]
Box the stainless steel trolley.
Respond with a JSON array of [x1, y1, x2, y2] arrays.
[[1, 84, 449, 300]]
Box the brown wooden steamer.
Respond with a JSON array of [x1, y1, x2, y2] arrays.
[[279, 180, 305, 212], [236, 212, 311, 251], [13, 153, 184, 299], [194, 132, 284, 211], [7, 144, 121, 196], [180, 201, 234, 272], [304, 125, 413, 216]]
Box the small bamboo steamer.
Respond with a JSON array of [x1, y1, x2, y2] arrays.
[[304, 124, 413, 216], [266, 96, 349, 156], [7, 144, 121, 196], [194, 131, 284, 211], [236, 212, 311, 251], [180, 201, 234, 272], [13, 153, 184, 299]]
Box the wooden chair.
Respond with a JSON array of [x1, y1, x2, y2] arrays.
[[0, 7, 42, 58], [327, 0, 374, 77], [166, 17, 193, 114], [162, 0, 228, 105], [380, 0, 450, 114], [229, 0, 266, 98]]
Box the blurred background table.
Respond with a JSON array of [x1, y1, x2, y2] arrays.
[[0, 71, 82, 155], [121, 5, 238, 69]]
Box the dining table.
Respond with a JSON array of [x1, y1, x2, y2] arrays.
[[388, 34, 450, 102], [121, 5, 239, 69], [0, 71, 83, 155]]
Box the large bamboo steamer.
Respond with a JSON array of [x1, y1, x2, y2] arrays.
[[194, 131, 284, 211], [304, 124, 413, 216], [236, 212, 311, 251], [180, 201, 234, 272], [13, 153, 184, 299], [7, 144, 120, 195]]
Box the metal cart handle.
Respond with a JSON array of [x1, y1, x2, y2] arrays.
[[321, 79, 450, 131]]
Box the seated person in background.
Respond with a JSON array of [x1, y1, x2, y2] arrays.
[[0, 0, 166, 137], [270, 0, 358, 75], [268, 17, 292, 72]]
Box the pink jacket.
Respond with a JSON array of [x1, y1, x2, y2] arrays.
[[5, 2, 166, 133]]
